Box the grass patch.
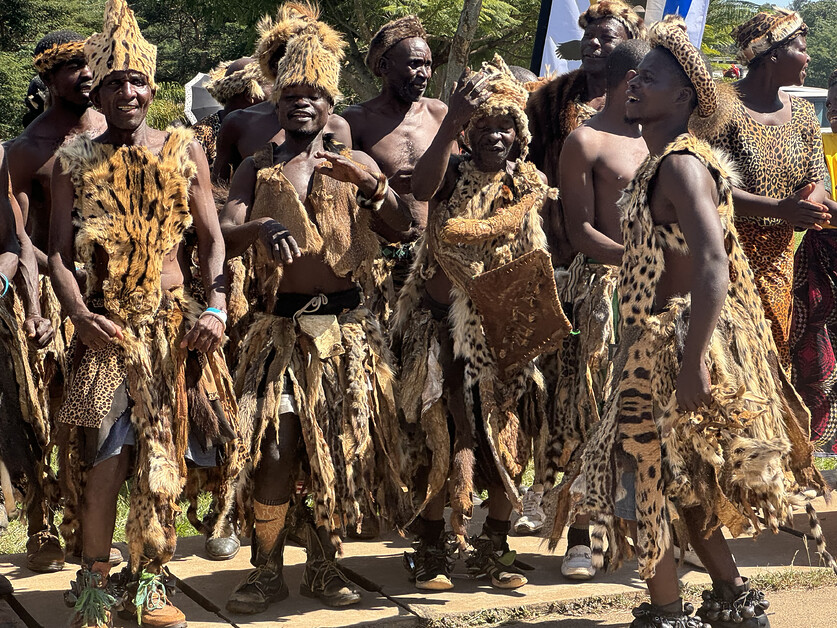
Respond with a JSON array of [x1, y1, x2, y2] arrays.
[[815, 457, 837, 471], [0, 485, 211, 556]]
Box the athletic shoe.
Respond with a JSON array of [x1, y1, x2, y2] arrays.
[[561, 544, 596, 580], [514, 485, 545, 535]]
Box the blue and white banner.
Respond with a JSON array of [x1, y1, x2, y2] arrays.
[[530, 0, 711, 78], [644, 0, 712, 48], [531, 0, 592, 76]]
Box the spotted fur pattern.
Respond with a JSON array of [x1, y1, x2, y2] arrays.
[[569, 134, 833, 578], [393, 158, 553, 540], [54, 129, 241, 572]]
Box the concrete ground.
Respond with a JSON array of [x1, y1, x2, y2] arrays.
[[505, 587, 837, 627], [1, 490, 835, 628]]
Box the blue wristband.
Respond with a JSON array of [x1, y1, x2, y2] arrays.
[[201, 307, 227, 326], [0, 272, 9, 297]]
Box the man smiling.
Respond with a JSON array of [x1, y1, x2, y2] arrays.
[[396, 55, 564, 592], [49, 1, 240, 625], [220, 12, 410, 614]]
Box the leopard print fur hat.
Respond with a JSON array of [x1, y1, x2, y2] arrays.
[[464, 54, 532, 158], [206, 59, 266, 106], [649, 15, 717, 118]]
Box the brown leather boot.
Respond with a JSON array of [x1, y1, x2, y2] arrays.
[[124, 571, 187, 628], [299, 525, 361, 607], [66, 568, 115, 628], [26, 530, 65, 573]]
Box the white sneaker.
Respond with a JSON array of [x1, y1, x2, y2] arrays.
[[513, 486, 545, 535], [561, 544, 596, 580]]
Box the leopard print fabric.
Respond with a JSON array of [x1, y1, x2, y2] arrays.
[[56, 339, 125, 428], [702, 91, 827, 368]]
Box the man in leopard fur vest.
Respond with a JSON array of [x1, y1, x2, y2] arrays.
[[218, 7, 411, 615], [395, 54, 569, 592], [49, 1, 241, 625], [565, 17, 836, 628]]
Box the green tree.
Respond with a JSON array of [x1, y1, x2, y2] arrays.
[[702, 0, 760, 57], [792, 0, 837, 88]]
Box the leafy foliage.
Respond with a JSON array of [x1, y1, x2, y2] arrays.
[[702, 0, 761, 56], [792, 0, 837, 88], [0, 0, 104, 139], [147, 81, 186, 130]]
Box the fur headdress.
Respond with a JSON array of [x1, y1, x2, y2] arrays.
[[86, 0, 157, 91], [33, 41, 86, 75], [465, 54, 532, 158], [271, 4, 346, 104], [732, 7, 807, 66], [365, 15, 428, 77], [649, 15, 717, 118], [255, 2, 342, 86], [578, 0, 646, 40], [206, 59, 265, 106]]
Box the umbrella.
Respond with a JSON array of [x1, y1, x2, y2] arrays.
[[184, 72, 221, 125]]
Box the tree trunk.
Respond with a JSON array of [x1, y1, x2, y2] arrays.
[[342, 52, 380, 103], [441, 0, 483, 102]]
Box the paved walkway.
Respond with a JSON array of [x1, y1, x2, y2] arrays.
[[1, 490, 835, 627]]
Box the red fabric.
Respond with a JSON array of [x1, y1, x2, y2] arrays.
[[791, 229, 837, 456]]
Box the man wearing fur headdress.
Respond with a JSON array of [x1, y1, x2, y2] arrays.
[[212, 2, 352, 182], [342, 15, 451, 319], [568, 17, 834, 628], [538, 38, 650, 582], [395, 55, 568, 592], [219, 8, 411, 614], [526, 0, 645, 266], [193, 57, 269, 170], [7, 31, 109, 574], [48, 1, 241, 625], [0, 142, 54, 594]]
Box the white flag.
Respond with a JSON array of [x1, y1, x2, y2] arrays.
[[538, 0, 592, 76], [644, 0, 711, 48]]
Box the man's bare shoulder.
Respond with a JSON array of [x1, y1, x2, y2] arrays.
[[562, 124, 602, 159], [326, 114, 351, 133], [656, 152, 716, 200], [340, 102, 369, 124], [422, 97, 447, 118]]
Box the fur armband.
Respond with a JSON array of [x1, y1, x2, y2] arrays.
[[357, 172, 389, 212]]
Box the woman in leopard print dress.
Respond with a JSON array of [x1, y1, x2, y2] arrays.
[[695, 9, 832, 372]]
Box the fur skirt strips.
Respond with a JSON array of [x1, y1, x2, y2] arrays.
[[234, 307, 409, 548]]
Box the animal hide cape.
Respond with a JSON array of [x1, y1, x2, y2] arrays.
[[525, 70, 598, 266], [525, 69, 595, 183], [247, 137, 380, 313], [234, 138, 408, 549], [394, 158, 556, 541], [0, 291, 54, 531], [55, 128, 242, 571], [541, 255, 617, 539], [568, 134, 831, 579]]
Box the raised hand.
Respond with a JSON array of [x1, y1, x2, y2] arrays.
[[446, 67, 494, 130]]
